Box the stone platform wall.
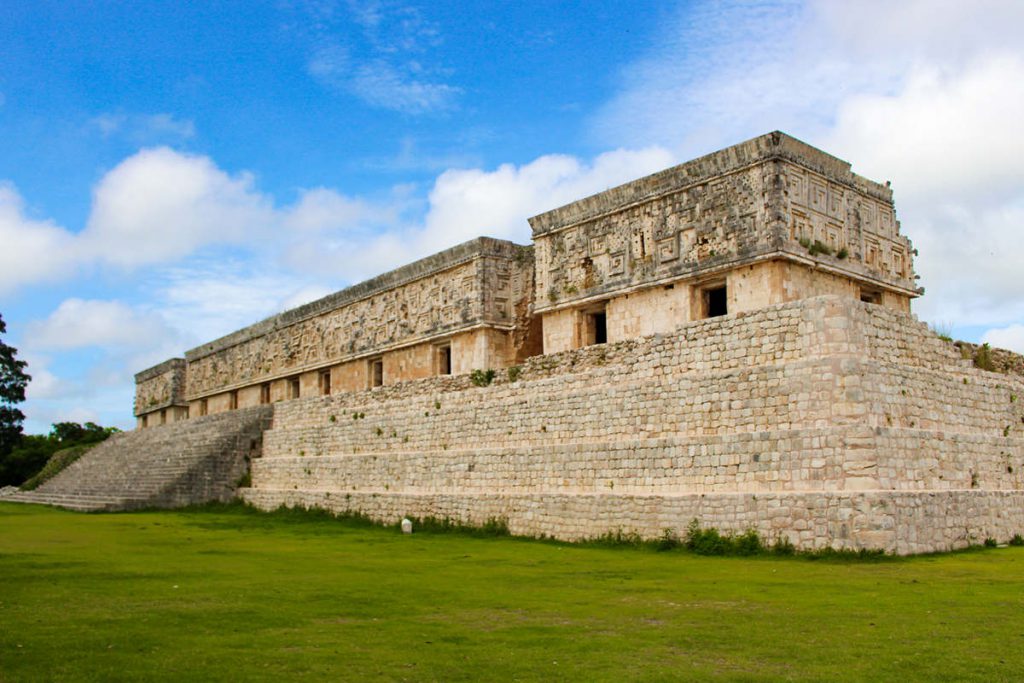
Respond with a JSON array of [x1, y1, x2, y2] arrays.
[[242, 296, 1024, 554]]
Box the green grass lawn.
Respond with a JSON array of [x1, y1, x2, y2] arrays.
[[2, 502, 1023, 682]]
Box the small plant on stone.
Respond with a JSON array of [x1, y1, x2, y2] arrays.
[[772, 535, 796, 556], [434, 400, 441, 410], [329, 415, 336, 422], [734, 529, 764, 556], [470, 368, 496, 387], [836, 247, 849, 260], [1010, 534, 1024, 546], [656, 528, 681, 551], [507, 365, 522, 382], [375, 427, 384, 437], [984, 537, 998, 548], [975, 343, 995, 372]]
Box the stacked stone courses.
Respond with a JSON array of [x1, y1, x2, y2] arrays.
[[242, 296, 1024, 554]]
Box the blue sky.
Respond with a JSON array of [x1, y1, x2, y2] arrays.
[[2, 0, 1023, 433]]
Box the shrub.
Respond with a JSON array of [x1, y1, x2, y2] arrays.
[[507, 365, 522, 383], [975, 343, 995, 371], [772, 535, 796, 556], [656, 528, 681, 552], [984, 537, 998, 548], [19, 444, 93, 491], [734, 529, 764, 556], [684, 520, 731, 555], [470, 369, 496, 387], [1009, 534, 1024, 546]]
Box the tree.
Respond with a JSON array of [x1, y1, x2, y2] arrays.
[[1, 421, 121, 488], [0, 313, 30, 460]]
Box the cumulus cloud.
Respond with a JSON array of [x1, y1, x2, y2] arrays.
[[591, 0, 1024, 334], [25, 299, 175, 351], [982, 325, 1024, 355], [284, 186, 395, 232], [824, 56, 1024, 204], [82, 147, 275, 267], [421, 146, 677, 250], [150, 260, 350, 345], [21, 353, 64, 401], [0, 183, 79, 293]]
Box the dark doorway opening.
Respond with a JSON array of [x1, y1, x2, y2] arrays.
[[706, 286, 728, 318], [437, 344, 452, 375], [592, 312, 607, 344]]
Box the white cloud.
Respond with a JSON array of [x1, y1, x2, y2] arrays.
[[22, 353, 64, 401], [25, 299, 174, 351], [82, 147, 275, 267], [591, 0, 1024, 335], [280, 145, 677, 284], [151, 260, 342, 344], [420, 146, 677, 251], [824, 55, 1024, 204], [0, 183, 79, 293], [349, 60, 461, 114], [303, 2, 457, 114], [308, 44, 349, 80], [280, 284, 336, 310], [91, 112, 196, 141], [982, 324, 1024, 355], [285, 186, 393, 232]]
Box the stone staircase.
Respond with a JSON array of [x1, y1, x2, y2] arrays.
[[4, 406, 273, 512]]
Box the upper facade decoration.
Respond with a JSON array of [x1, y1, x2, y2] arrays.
[[528, 131, 919, 311]]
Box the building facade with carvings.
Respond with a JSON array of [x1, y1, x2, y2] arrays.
[[135, 131, 920, 428]]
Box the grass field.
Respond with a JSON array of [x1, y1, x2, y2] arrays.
[[2, 502, 1023, 682]]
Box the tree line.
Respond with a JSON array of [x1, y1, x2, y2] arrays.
[[0, 313, 118, 488]]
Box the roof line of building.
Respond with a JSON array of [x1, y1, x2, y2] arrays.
[[527, 131, 894, 238], [180, 236, 528, 364]]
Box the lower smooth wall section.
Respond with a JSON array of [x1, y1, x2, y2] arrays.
[[241, 488, 1024, 555]]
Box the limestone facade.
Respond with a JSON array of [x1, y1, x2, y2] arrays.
[[529, 132, 918, 353], [134, 132, 921, 425], [241, 296, 1024, 554], [136, 237, 536, 427], [113, 131, 1024, 553]]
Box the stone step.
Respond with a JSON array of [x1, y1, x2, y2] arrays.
[[5, 406, 273, 512]]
